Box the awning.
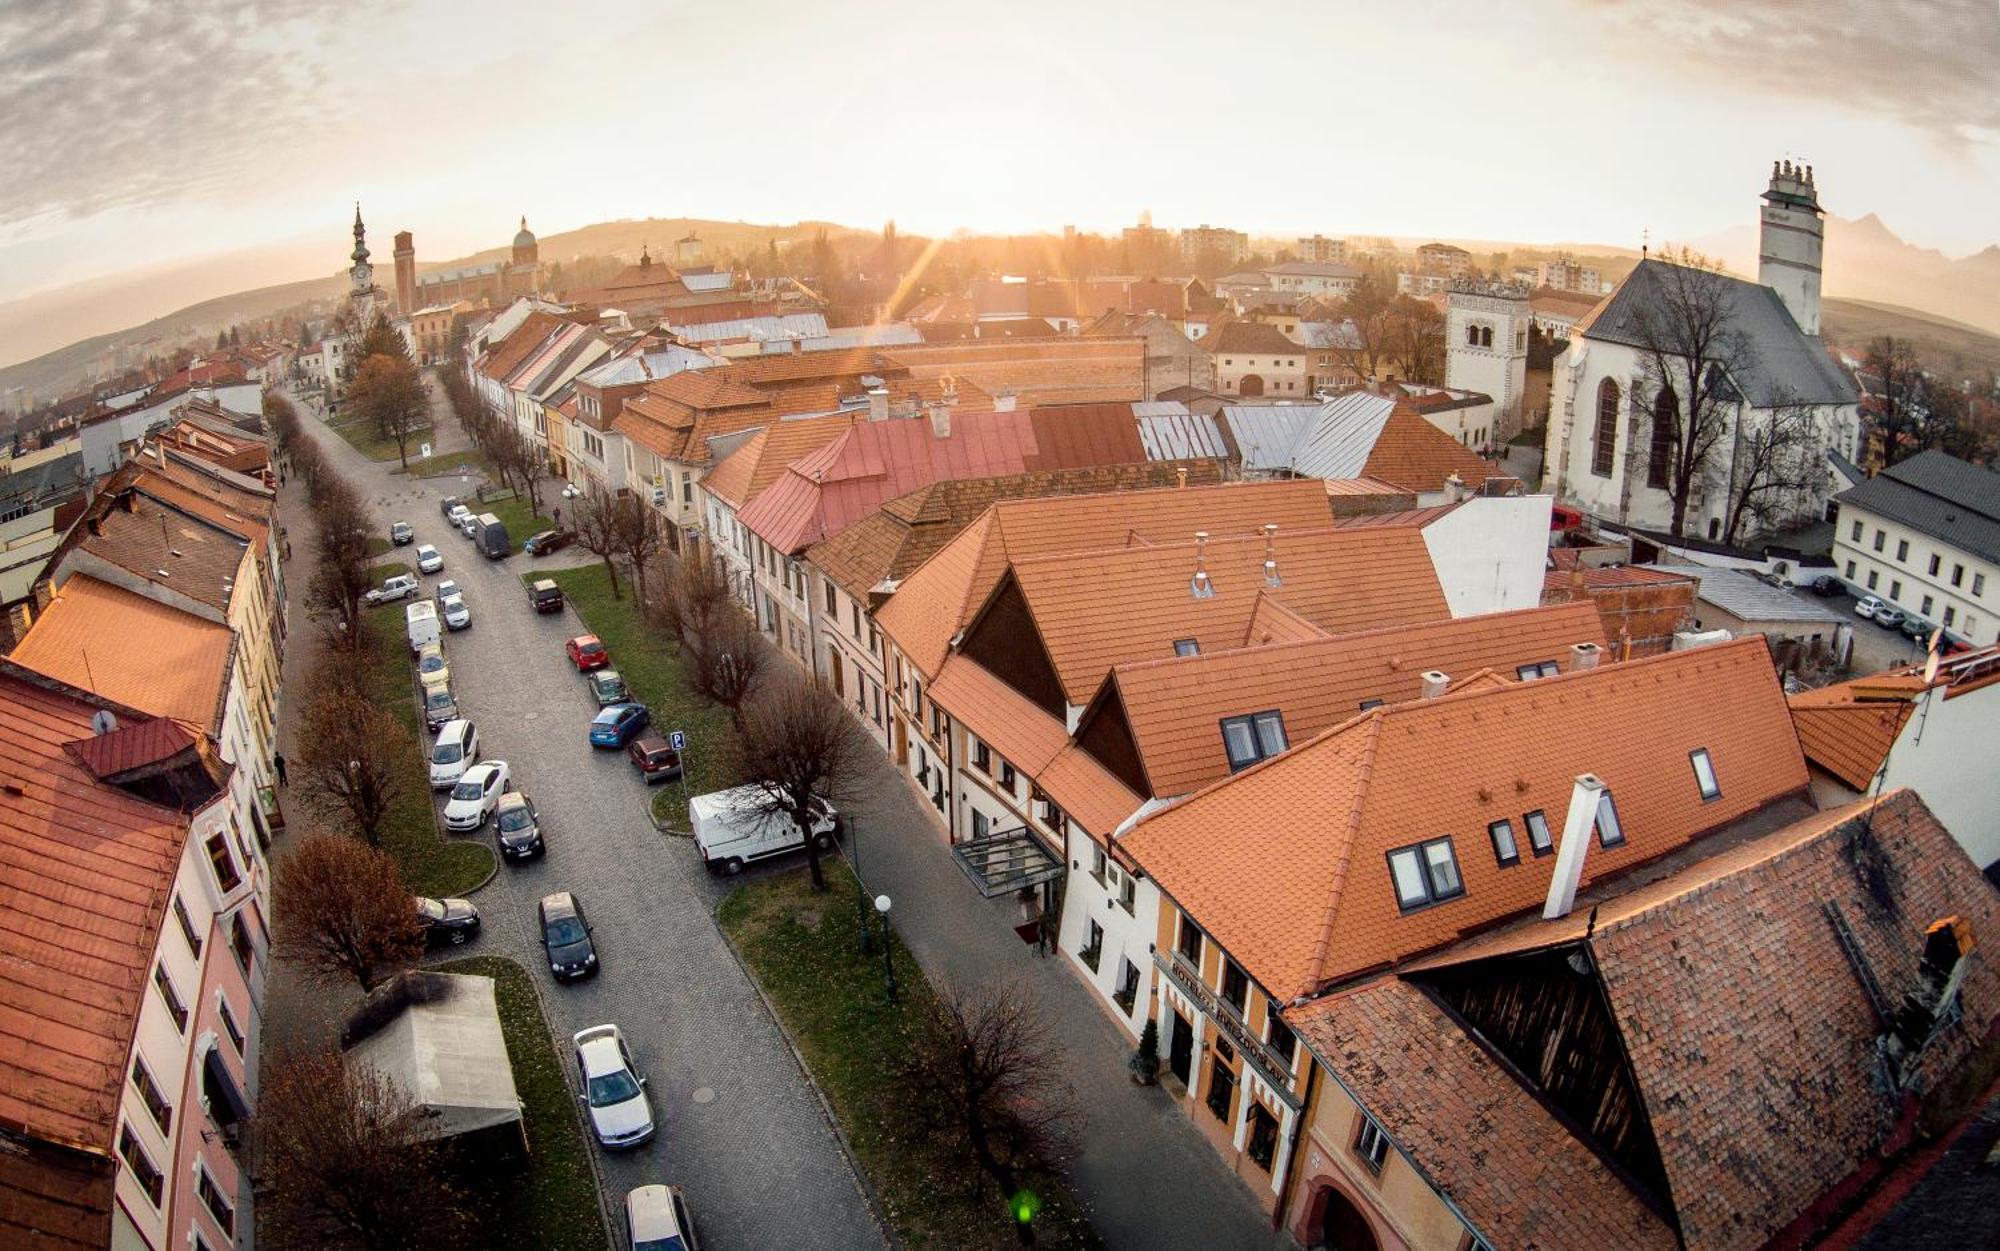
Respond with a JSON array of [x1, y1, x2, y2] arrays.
[[950, 825, 1065, 898]]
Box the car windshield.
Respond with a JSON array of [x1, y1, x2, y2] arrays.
[[546, 917, 586, 945], [633, 1237, 687, 1251], [416, 898, 446, 921], [587, 1068, 641, 1107], [580, 642, 603, 656], [420, 655, 445, 673], [450, 776, 484, 800], [433, 742, 463, 765], [426, 691, 454, 711], [498, 806, 532, 832], [592, 708, 621, 725]]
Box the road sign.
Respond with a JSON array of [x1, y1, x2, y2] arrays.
[[669, 730, 687, 751], [420, 441, 433, 459]]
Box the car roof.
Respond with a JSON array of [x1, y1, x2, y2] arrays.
[[461, 761, 496, 782], [575, 1030, 626, 1073], [534, 578, 558, 589], [540, 890, 577, 917], [632, 734, 669, 750], [625, 1186, 684, 1240], [572, 634, 602, 645], [439, 718, 470, 737], [498, 791, 530, 810], [442, 594, 466, 606]]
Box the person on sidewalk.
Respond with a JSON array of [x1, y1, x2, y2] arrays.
[[273, 752, 288, 787]]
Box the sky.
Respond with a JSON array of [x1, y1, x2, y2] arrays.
[[1, 0, 1997, 306]]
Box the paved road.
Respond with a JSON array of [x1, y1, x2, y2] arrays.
[[288, 397, 882, 1251]]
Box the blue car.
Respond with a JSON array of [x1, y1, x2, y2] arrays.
[[588, 702, 650, 748]]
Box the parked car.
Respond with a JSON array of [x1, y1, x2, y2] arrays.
[[1854, 595, 1887, 620], [525, 528, 576, 556], [421, 679, 459, 733], [365, 573, 420, 606], [495, 792, 545, 861], [539, 891, 598, 980], [441, 594, 471, 631], [628, 735, 683, 784], [689, 784, 838, 876], [573, 1024, 653, 1149], [590, 703, 650, 748], [1901, 614, 1937, 641], [1873, 604, 1907, 629], [406, 599, 440, 653], [439, 495, 463, 519], [588, 669, 630, 707], [416, 544, 444, 575], [530, 579, 566, 614], [474, 512, 511, 559], [435, 579, 461, 605], [625, 1185, 699, 1251], [389, 520, 414, 546], [415, 895, 481, 947], [443, 760, 511, 830], [415, 642, 450, 688], [429, 719, 480, 789], [567, 635, 610, 671], [1809, 575, 1842, 597]]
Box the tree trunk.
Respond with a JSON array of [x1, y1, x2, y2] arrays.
[[800, 812, 827, 892], [600, 554, 622, 598]]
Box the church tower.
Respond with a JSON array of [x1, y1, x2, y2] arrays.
[[1758, 159, 1824, 336], [393, 230, 416, 313], [1445, 280, 1531, 442]]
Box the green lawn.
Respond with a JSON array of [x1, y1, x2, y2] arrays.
[[366, 536, 392, 558], [399, 447, 492, 480], [526, 564, 742, 796], [436, 956, 604, 1251], [484, 492, 557, 544], [720, 861, 1098, 1249], [360, 610, 494, 896], [328, 414, 435, 464]]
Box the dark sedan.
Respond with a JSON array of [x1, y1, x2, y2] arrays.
[[415, 896, 481, 947], [539, 891, 599, 981], [589, 702, 650, 748], [525, 529, 576, 556], [494, 792, 545, 861]]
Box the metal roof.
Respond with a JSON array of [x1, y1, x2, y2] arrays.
[[1836, 450, 2000, 565], [1662, 564, 1848, 624], [669, 312, 828, 344], [1135, 410, 1229, 460], [1219, 392, 1399, 479]]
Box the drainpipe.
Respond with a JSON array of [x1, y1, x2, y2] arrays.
[[1270, 1057, 1317, 1232]]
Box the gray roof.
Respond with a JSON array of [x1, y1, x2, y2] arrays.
[[343, 972, 521, 1140], [1220, 392, 1397, 479], [575, 344, 715, 388], [1835, 450, 2000, 565], [1575, 259, 1857, 408], [668, 312, 827, 343], [1135, 409, 1230, 460], [1661, 564, 1848, 624], [1262, 260, 1362, 279]]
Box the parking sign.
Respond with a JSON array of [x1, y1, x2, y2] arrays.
[[669, 730, 686, 751]]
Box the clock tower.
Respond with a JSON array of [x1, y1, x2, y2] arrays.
[[349, 203, 385, 316]]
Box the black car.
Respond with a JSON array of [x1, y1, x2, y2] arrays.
[[524, 528, 577, 556], [538, 891, 599, 981], [494, 792, 545, 861], [1808, 575, 1842, 597], [439, 495, 463, 519], [415, 896, 481, 947]]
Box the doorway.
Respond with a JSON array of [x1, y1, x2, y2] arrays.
[[1239, 374, 1266, 397], [1318, 1187, 1380, 1251], [1168, 1010, 1194, 1086]]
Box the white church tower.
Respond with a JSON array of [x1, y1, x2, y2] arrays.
[[1445, 280, 1531, 440], [1757, 159, 1824, 337]]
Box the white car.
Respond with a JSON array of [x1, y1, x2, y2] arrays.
[[441, 594, 471, 630], [443, 760, 510, 831], [458, 512, 481, 539], [626, 1184, 699, 1250], [416, 544, 444, 575], [429, 720, 480, 789], [364, 573, 420, 606], [1854, 595, 1887, 620], [447, 504, 474, 533], [435, 579, 461, 605], [574, 1024, 654, 1150]]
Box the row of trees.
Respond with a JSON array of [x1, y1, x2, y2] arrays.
[[1865, 335, 1986, 467], [437, 362, 552, 513], [1327, 278, 1448, 385]]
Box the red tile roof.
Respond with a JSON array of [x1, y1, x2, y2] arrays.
[[1122, 637, 1810, 1000], [699, 412, 860, 508], [930, 658, 1071, 776], [1357, 405, 1499, 494]]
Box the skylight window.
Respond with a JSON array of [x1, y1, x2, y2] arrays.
[[1690, 749, 1720, 800], [1595, 793, 1625, 848], [1516, 660, 1562, 680], [1388, 837, 1465, 911], [1524, 809, 1553, 856], [1488, 819, 1520, 866], [1174, 638, 1200, 657], [1221, 711, 1288, 771]]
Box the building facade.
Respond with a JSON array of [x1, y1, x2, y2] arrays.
[[1831, 450, 2000, 645], [1444, 282, 1530, 438]]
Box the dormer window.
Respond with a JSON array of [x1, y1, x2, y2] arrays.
[[1221, 711, 1287, 771], [1690, 748, 1720, 800], [1487, 819, 1520, 866], [1516, 660, 1560, 680], [1388, 837, 1464, 911], [1595, 793, 1625, 848]]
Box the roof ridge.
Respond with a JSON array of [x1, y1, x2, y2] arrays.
[[1304, 713, 1385, 991]]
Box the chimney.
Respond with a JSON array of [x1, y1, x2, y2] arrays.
[[867, 387, 889, 422], [930, 403, 952, 439], [1175, 466, 1188, 490], [1569, 641, 1602, 672], [993, 391, 1018, 413], [1544, 774, 1607, 920], [1190, 531, 1213, 598], [1419, 670, 1449, 699], [1444, 472, 1467, 502]]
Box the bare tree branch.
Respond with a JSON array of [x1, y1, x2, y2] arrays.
[[272, 832, 424, 991]]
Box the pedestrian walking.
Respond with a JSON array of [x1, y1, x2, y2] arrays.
[[273, 752, 288, 787]]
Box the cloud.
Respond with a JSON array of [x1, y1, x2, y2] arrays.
[[0, 0, 397, 227], [1581, 0, 2000, 144]]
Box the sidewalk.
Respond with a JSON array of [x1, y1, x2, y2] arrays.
[[842, 756, 1291, 1250]]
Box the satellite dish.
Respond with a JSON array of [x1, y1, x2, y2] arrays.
[[91, 710, 119, 736]]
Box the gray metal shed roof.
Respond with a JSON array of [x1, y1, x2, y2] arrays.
[[344, 972, 521, 1139], [1662, 564, 1848, 624]]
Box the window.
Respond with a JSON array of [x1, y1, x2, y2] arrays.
[[1591, 379, 1619, 477], [231, 912, 254, 976], [1515, 659, 1560, 680], [1205, 1057, 1236, 1122], [1944, 606, 1957, 626], [1000, 761, 1017, 790], [1690, 748, 1721, 800], [971, 809, 990, 840], [1595, 792, 1625, 847], [973, 741, 991, 773], [1976, 574, 1987, 597], [1247, 1102, 1281, 1171], [1354, 1114, 1391, 1173], [1115, 958, 1141, 1012], [1119, 873, 1136, 914], [1220, 711, 1288, 771], [1176, 914, 1203, 965], [1646, 386, 1675, 489], [1851, 520, 1864, 542], [1929, 553, 1942, 576], [1088, 843, 1107, 883], [824, 579, 837, 613], [153, 963, 188, 1033], [1220, 959, 1249, 1014], [1488, 819, 1520, 866], [1524, 810, 1553, 855], [131, 1058, 172, 1133], [197, 1165, 235, 1236], [1922, 595, 1935, 615], [1358, 698, 1384, 710], [173, 894, 202, 956], [1873, 529, 1886, 552], [205, 833, 241, 893], [1082, 920, 1104, 971], [1173, 638, 1200, 657], [1387, 837, 1464, 910], [219, 992, 245, 1054], [1845, 560, 1856, 578], [1267, 1005, 1297, 1063], [1867, 570, 1879, 590], [119, 1124, 164, 1205], [1891, 580, 1903, 601], [1953, 564, 1965, 587], [1896, 539, 1909, 562]]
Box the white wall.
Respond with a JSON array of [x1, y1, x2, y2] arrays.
[[1421, 495, 1553, 617], [1832, 504, 2000, 645], [1058, 852, 1160, 1038], [1885, 682, 2000, 871]]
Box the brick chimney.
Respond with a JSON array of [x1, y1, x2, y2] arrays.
[[1544, 774, 1607, 920]]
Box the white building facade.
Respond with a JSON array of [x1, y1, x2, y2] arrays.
[[1831, 451, 2000, 646], [1444, 283, 1530, 438]]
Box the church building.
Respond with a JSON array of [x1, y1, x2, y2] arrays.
[[407, 217, 543, 309], [1543, 161, 1859, 543]]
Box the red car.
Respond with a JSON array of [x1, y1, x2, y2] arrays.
[[565, 635, 610, 672], [627, 735, 683, 784]]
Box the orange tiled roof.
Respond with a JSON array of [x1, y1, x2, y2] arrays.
[[930, 657, 1071, 776], [1358, 404, 1498, 494], [11, 576, 234, 732], [1086, 602, 1607, 799], [1003, 527, 1449, 705], [876, 479, 1338, 680], [1238, 591, 1328, 646], [135, 472, 269, 545], [699, 411, 859, 508], [476, 311, 563, 381], [881, 337, 1145, 406], [0, 674, 189, 1159], [1787, 679, 1917, 790], [1122, 636, 1809, 1000]]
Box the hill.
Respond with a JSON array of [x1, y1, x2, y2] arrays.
[[1818, 297, 2000, 383]]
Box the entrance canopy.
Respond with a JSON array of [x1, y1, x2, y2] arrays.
[[951, 825, 1065, 898]]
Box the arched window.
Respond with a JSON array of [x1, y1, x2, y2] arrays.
[[1647, 385, 1676, 490], [1466, 324, 1480, 346], [1591, 379, 1620, 477]]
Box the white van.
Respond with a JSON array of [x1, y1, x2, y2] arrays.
[[429, 719, 480, 790], [406, 599, 440, 653], [689, 784, 839, 875]]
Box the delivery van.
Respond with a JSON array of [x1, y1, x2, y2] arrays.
[[406, 599, 441, 653], [688, 784, 839, 875], [474, 512, 511, 559]]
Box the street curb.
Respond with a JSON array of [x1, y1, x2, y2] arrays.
[[712, 904, 901, 1251]]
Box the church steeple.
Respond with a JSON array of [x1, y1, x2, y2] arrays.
[[349, 201, 377, 304]]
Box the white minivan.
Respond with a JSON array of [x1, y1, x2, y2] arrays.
[[429, 719, 480, 790], [406, 599, 440, 653], [688, 784, 839, 875]]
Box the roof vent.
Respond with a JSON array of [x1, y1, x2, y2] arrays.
[[1191, 532, 1214, 598], [1420, 670, 1449, 698], [1544, 774, 1608, 920], [1569, 641, 1602, 671]]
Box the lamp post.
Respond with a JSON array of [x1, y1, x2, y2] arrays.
[[874, 895, 897, 1003]]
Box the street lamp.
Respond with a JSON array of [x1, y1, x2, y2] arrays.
[[874, 894, 897, 1003]]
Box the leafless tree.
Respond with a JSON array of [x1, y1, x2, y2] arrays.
[[613, 494, 667, 603], [1383, 294, 1445, 385], [258, 1047, 475, 1251], [293, 662, 413, 846], [272, 832, 425, 991], [736, 677, 865, 891], [652, 554, 735, 650], [894, 978, 1082, 1241], [1866, 336, 1925, 467], [305, 476, 375, 645], [1721, 393, 1828, 544], [687, 608, 770, 731], [346, 353, 430, 470], [1331, 278, 1393, 380], [569, 487, 627, 597]]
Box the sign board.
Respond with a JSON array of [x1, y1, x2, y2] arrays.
[[420, 442, 433, 459], [669, 730, 687, 751]]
